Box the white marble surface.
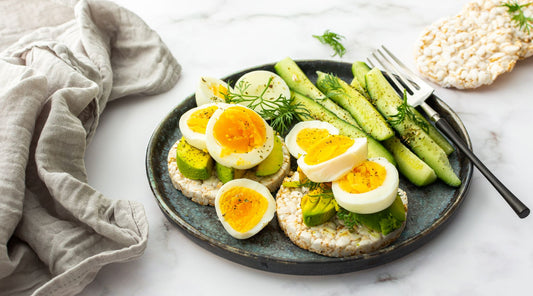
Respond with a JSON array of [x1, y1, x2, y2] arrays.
[[83, 0, 533, 295]]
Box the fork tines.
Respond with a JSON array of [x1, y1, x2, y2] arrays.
[[367, 45, 430, 98]]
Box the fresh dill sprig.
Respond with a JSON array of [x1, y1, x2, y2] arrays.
[[226, 77, 310, 135], [319, 73, 352, 103], [322, 73, 344, 94], [281, 179, 320, 190], [501, 1, 533, 34], [388, 90, 429, 133], [267, 101, 311, 136], [336, 207, 359, 229], [308, 190, 335, 200], [313, 30, 347, 57], [299, 179, 324, 191]]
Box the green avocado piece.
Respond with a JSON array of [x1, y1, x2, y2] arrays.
[[338, 194, 406, 235], [176, 138, 213, 180], [215, 162, 234, 184], [255, 135, 284, 177], [301, 186, 337, 227], [388, 193, 407, 222]]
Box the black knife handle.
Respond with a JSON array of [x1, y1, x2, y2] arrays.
[[434, 117, 530, 218]]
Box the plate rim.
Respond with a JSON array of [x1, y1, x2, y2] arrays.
[[145, 59, 473, 274]]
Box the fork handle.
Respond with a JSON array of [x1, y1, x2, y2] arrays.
[[422, 102, 530, 218]]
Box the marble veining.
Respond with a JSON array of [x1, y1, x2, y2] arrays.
[[82, 0, 533, 295]]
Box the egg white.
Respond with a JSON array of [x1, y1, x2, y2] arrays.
[[285, 120, 339, 159], [332, 157, 399, 214], [205, 104, 274, 169], [215, 178, 276, 239], [234, 70, 290, 119], [297, 137, 368, 183], [179, 103, 224, 150], [195, 77, 230, 106]]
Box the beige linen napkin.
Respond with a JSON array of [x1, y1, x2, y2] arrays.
[[0, 0, 180, 295]]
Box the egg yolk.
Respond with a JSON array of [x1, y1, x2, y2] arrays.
[[219, 186, 268, 233], [296, 128, 332, 154], [187, 105, 218, 134], [337, 160, 387, 193], [213, 106, 267, 156], [209, 83, 228, 99], [303, 135, 354, 165]]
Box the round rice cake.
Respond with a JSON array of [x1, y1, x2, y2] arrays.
[[276, 171, 408, 258], [167, 136, 291, 206], [415, 0, 533, 89]]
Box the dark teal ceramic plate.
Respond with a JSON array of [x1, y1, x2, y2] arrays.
[[146, 60, 473, 275]]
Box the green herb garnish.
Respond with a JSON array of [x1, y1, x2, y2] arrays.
[[501, 1, 533, 34], [336, 207, 359, 229], [313, 30, 347, 57], [321, 73, 344, 94], [226, 77, 310, 135], [308, 190, 333, 197], [268, 100, 310, 136], [283, 178, 322, 191], [320, 73, 352, 103], [388, 90, 429, 133], [337, 206, 403, 235]]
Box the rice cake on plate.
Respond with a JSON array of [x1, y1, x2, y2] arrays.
[[276, 171, 408, 258]]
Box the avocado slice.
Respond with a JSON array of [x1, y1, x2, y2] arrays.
[[255, 135, 284, 177], [176, 138, 213, 180], [215, 162, 234, 184], [301, 185, 337, 227]]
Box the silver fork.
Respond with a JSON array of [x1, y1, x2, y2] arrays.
[[368, 45, 529, 219]]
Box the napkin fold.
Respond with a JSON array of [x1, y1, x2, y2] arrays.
[[0, 0, 180, 295]]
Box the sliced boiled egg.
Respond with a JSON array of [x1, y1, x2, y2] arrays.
[[179, 103, 225, 150], [195, 77, 230, 106], [285, 120, 339, 158], [205, 104, 274, 169], [215, 178, 276, 239], [297, 135, 368, 183], [234, 70, 290, 119], [332, 157, 399, 214]]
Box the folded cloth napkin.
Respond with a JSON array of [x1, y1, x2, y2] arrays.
[[0, 0, 180, 295]]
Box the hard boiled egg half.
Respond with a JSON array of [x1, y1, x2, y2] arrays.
[[234, 70, 290, 119], [179, 103, 225, 150], [285, 120, 339, 159], [195, 77, 230, 106], [332, 157, 399, 214], [215, 179, 276, 239], [205, 104, 274, 169], [297, 135, 368, 183]]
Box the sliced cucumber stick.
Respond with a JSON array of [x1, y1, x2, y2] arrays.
[[351, 60, 454, 155], [316, 71, 394, 141], [366, 68, 460, 187], [411, 107, 455, 155], [383, 137, 437, 186], [350, 77, 370, 100], [351, 61, 372, 91], [275, 57, 327, 101], [275, 57, 360, 127]]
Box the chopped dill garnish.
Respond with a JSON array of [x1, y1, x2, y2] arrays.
[[308, 190, 335, 200], [313, 30, 347, 57], [298, 179, 324, 191], [388, 90, 429, 133], [336, 207, 359, 229], [321, 73, 345, 96], [501, 1, 533, 34], [225, 77, 310, 135]]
